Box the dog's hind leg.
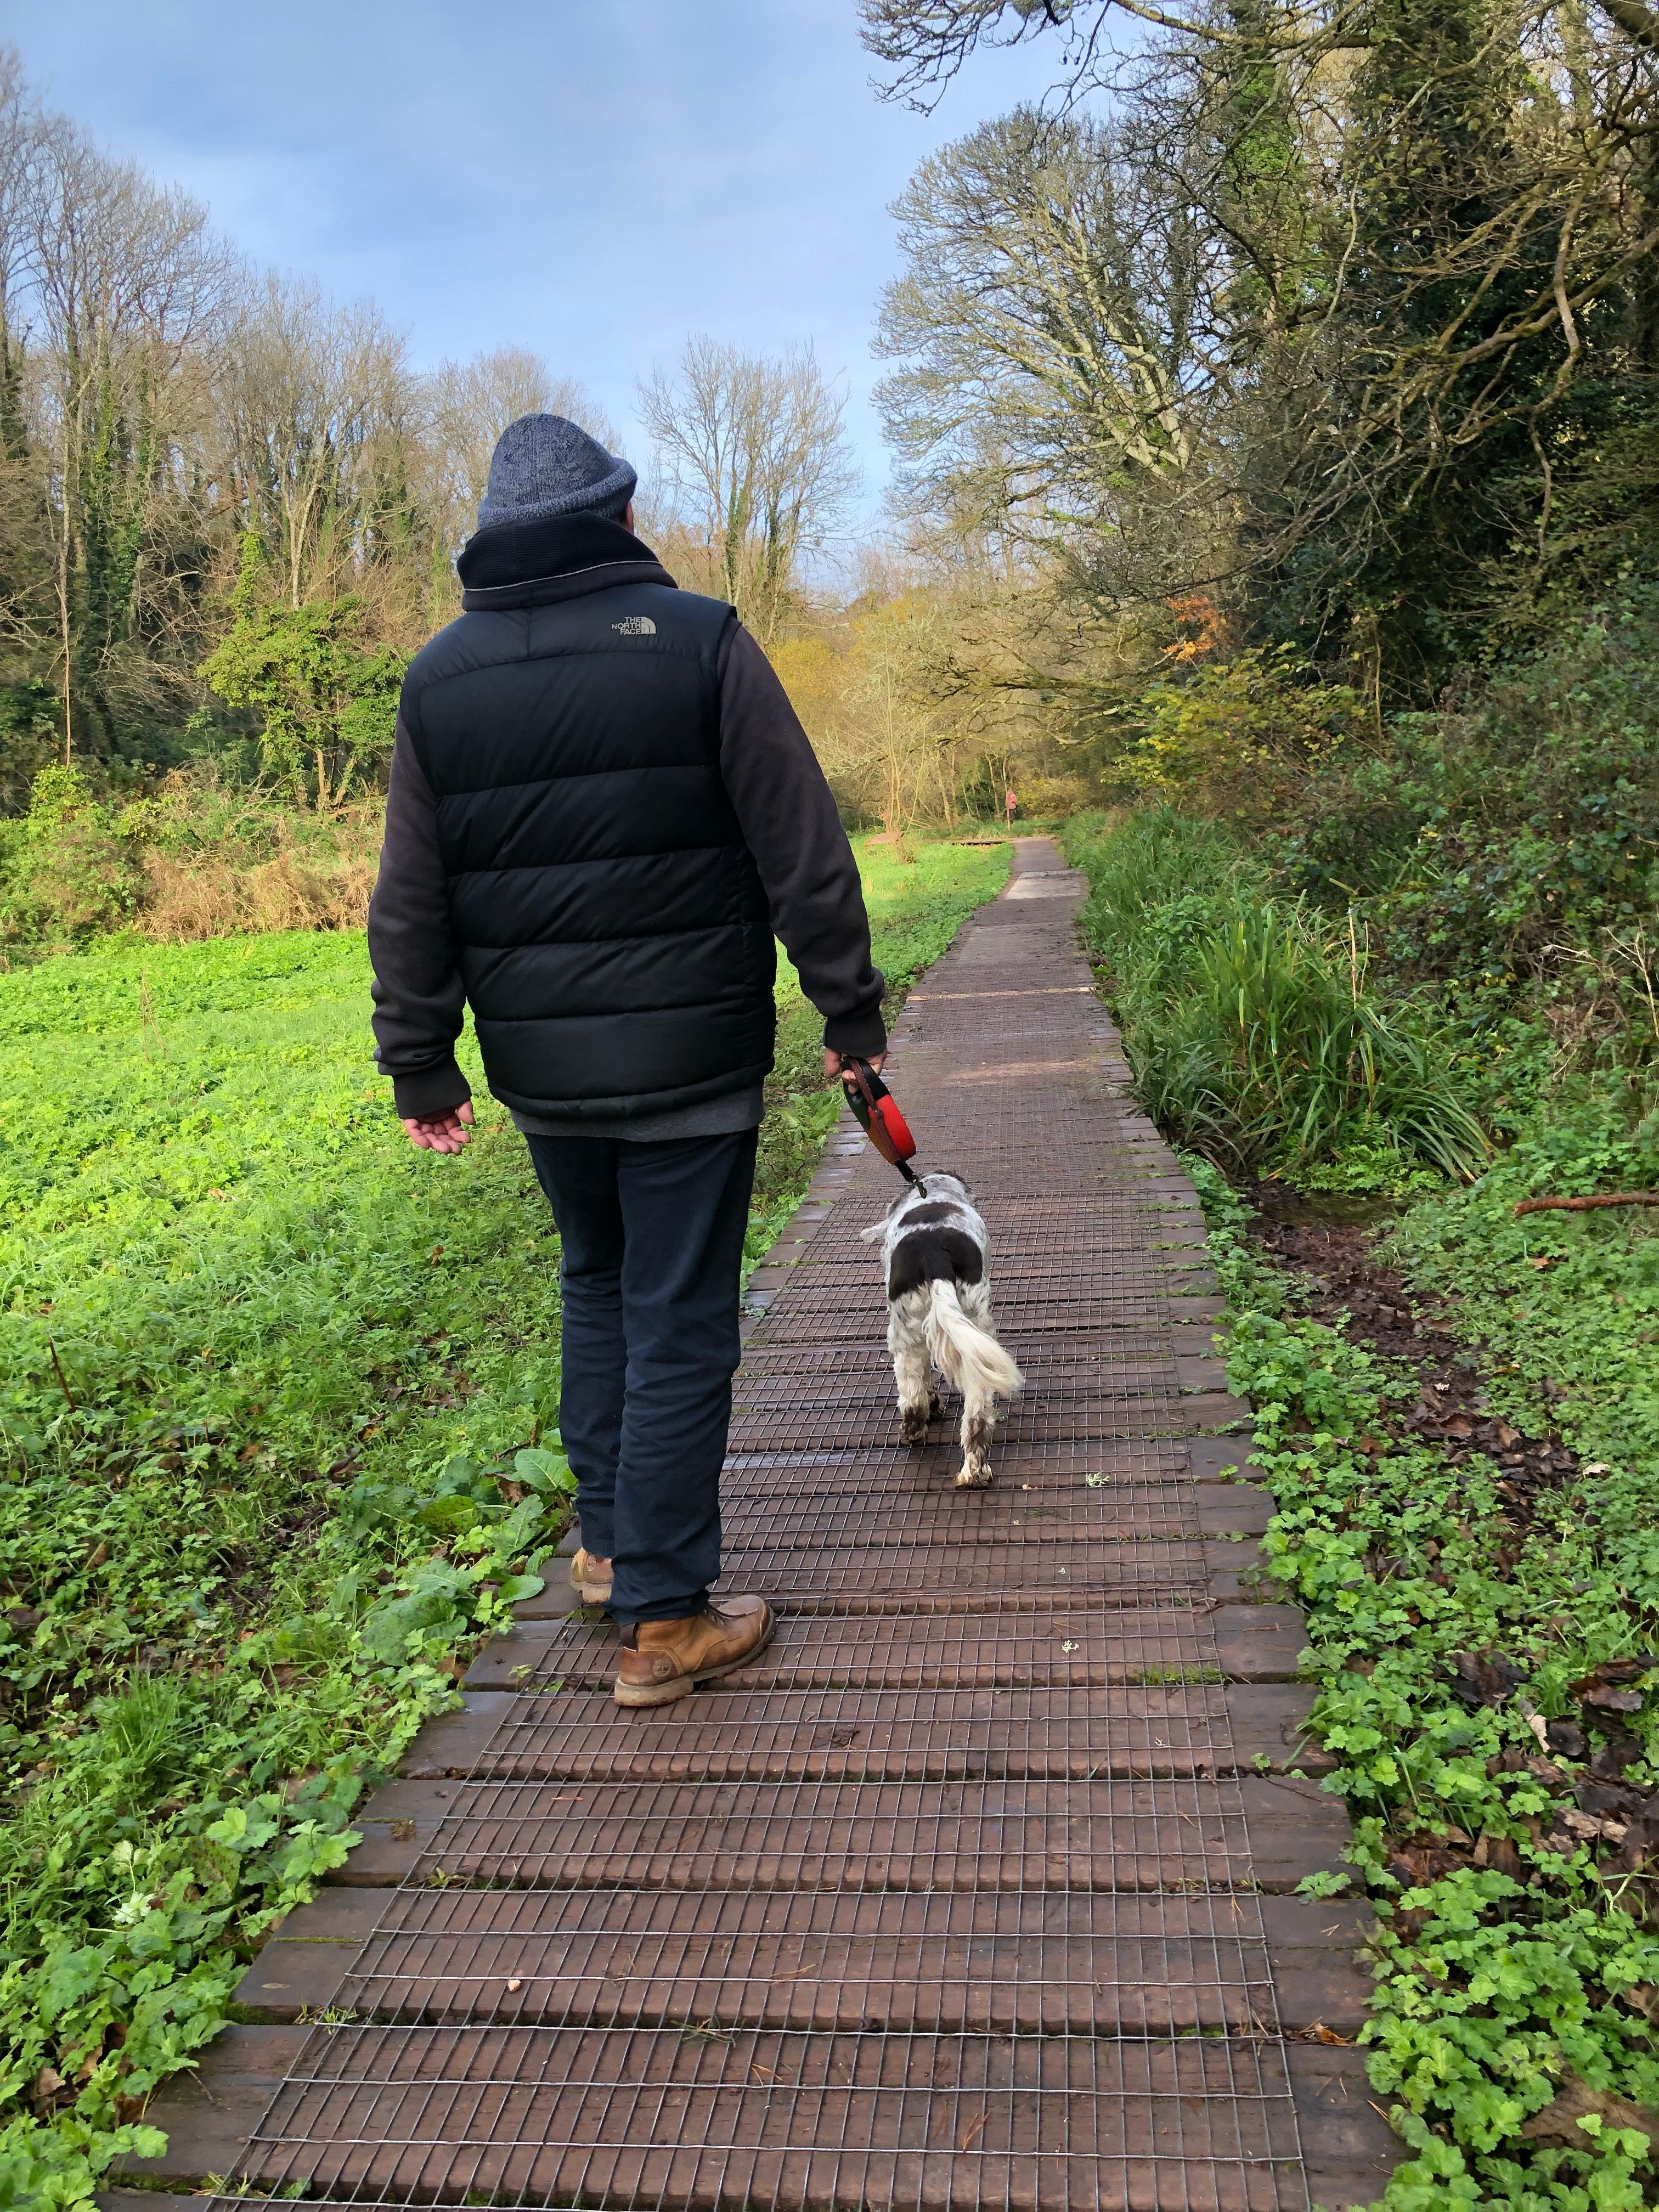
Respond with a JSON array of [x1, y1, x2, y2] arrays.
[[889, 1293, 933, 1445], [955, 1387, 995, 1487]]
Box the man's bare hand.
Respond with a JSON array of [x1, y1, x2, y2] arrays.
[[400, 1101, 475, 1154], [825, 1048, 887, 1088]]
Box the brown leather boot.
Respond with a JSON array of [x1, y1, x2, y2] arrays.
[[567, 1548, 612, 1607], [613, 1595, 774, 1707]]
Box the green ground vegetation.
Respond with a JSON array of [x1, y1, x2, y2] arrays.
[[1064, 584, 1659, 1194], [1062, 809, 1494, 1189], [1204, 1171, 1659, 2211], [1069, 805, 1659, 2207], [0, 830, 1007, 2206]]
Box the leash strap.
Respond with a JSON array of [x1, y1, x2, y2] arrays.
[[845, 1058, 918, 1184]]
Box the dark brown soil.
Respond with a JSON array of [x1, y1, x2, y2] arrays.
[[1243, 1181, 1578, 1532], [1242, 1181, 1659, 1896]]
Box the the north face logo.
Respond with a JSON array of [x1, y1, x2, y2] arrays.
[[612, 616, 656, 636]]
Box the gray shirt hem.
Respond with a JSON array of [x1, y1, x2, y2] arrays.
[[510, 1084, 765, 1143]]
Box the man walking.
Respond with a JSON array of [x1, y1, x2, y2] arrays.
[[367, 415, 887, 1707]]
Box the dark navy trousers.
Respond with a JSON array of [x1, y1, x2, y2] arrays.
[[523, 1129, 758, 1623]]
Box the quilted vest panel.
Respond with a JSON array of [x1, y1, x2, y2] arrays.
[[403, 581, 775, 1119]]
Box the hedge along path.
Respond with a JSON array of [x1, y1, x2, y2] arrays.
[[108, 840, 1400, 2212]]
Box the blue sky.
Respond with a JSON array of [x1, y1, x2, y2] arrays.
[[9, 0, 1061, 518]]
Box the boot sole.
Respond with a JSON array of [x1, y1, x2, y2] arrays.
[[569, 1562, 613, 1607], [613, 1609, 776, 1708]]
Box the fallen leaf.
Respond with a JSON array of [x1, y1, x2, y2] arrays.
[[1611, 1795, 1659, 1874], [1449, 1651, 1526, 1708], [1583, 1685, 1644, 1714], [1519, 2076, 1659, 2147]]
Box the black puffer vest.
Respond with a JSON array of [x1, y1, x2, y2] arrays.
[[403, 516, 775, 1121]]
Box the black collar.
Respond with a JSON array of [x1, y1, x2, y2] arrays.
[[457, 514, 676, 612]]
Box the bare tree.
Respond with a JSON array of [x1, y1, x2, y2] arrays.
[[214, 272, 409, 608], [24, 109, 232, 751], [871, 0, 1659, 695], [878, 106, 1222, 556], [860, 0, 1376, 108], [638, 337, 857, 644], [0, 47, 41, 462]]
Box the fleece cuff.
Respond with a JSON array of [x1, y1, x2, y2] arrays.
[[822, 1006, 889, 1060], [390, 1059, 473, 1120]]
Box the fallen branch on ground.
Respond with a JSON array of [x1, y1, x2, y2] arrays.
[[1514, 1193, 1659, 1216]]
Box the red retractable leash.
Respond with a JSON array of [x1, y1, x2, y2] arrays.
[[843, 1057, 921, 1187]]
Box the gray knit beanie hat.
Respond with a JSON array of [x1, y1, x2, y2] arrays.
[[476, 414, 637, 531]]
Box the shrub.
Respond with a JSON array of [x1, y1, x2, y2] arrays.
[[1065, 809, 1492, 1183], [0, 768, 146, 951], [196, 536, 407, 811], [1269, 592, 1659, 1007], [0, 763, 383, 954], [1126, 648, 1368, 820]]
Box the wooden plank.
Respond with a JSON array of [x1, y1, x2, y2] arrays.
[[1194, 1482, 1278, 1534], [335, 1773, 1347, 1894], [112, 2025, 303, 2188], [1260, 1896, 1375, 2035], [397, 1690, 516, 1776], [1213, 1603, 1308, 1681], [1188, 1435, 1269, 1481], [232, 1890, 385, 2022], [324, 1888, 1366, 2038], [516, 1542, 1229, 1615], [1288, 2045, 1402, 2209], [1223, 1684, 1328, 1773], [133, 2024, 1313, 2210], [442, 1681, 1324, 1785], [464, 1607, 1240, 1694]]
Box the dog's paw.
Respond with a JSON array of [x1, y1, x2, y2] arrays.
[[928, 1392, 944, 1423], [953, 1463, 993, 1488], [899, 1405, 932, 1446]]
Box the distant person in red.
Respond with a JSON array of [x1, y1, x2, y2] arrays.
[[1005, 788, 1018, 826]]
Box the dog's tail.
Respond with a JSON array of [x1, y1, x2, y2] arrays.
[[923, 1280, 1023, 1402]]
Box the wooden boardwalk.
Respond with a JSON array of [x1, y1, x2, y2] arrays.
[[111, 840, 1397, 2211]]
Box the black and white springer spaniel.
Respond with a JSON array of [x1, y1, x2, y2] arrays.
[[860, 1174, 1023, 1487]]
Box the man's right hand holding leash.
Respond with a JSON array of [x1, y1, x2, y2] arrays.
[[826, 1048, 885, 1087]]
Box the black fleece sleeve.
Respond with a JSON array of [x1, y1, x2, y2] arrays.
[[716, 622, 887, 1059], [367, 710, 473, 1120]]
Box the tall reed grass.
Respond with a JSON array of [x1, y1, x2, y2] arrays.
[[1064, 810, 1491, 1182]]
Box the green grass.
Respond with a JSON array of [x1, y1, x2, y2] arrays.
[[1062, 809, 1492, 1189], [1388, 1105, 1659, 1520], [1062, 803, 1659, 2205], [1196, 1169, 1659, 2210], [0, 828, 1007, 2204]]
